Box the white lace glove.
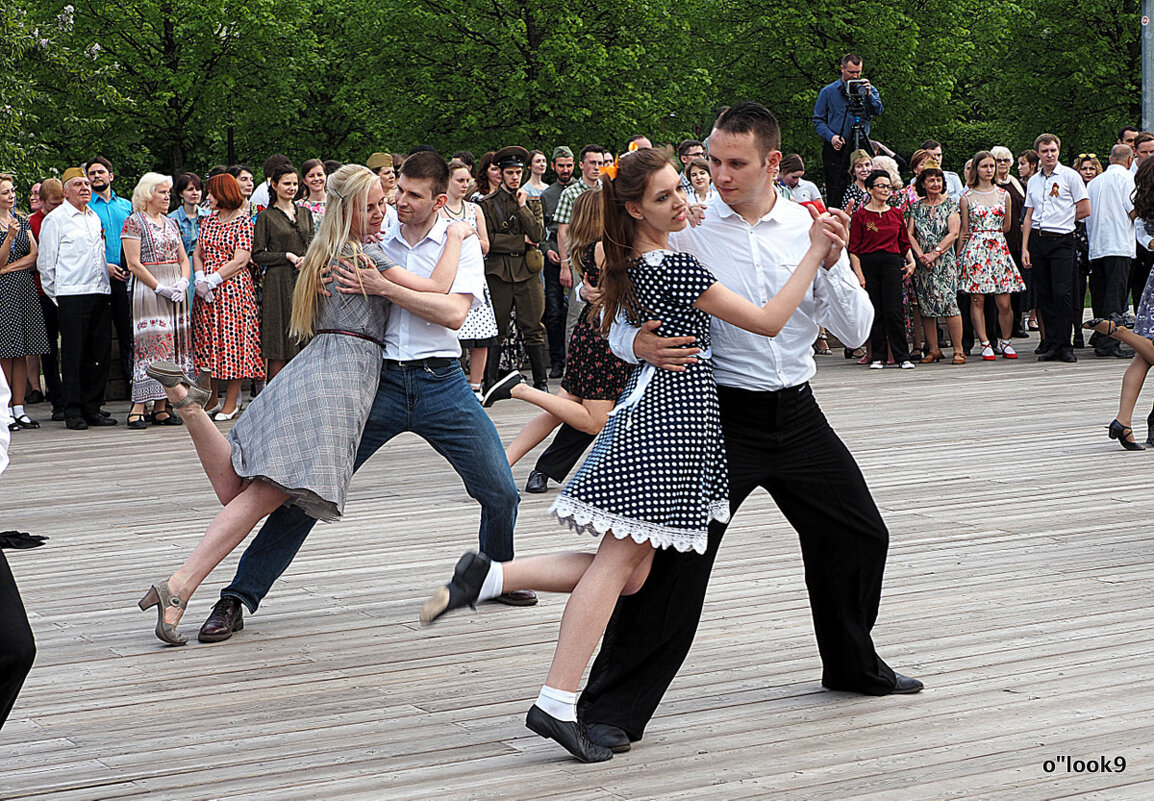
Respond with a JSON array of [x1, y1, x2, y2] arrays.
[[173, 277, 189, 294], [205, 272, 225, 290], [194, 271, 215, 302], [154, 284, 184, 302]]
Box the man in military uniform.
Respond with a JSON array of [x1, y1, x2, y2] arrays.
[[480, 146, 549, 390]]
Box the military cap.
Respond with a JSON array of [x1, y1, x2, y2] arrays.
[[494, 146, 529, 170]]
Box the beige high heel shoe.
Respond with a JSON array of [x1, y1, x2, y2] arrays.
[[138, 579, 189, 645], [145, 361, 212, 410]]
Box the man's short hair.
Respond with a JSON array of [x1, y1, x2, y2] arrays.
[[409, 144, 437, 155], [920, 139, 942, 151], [779, 153, 805, 174], [1034, 133, 1061, 151], [86, 156, 113, 174], [206, 165, 228, 179], [1134, 131, 1154, 149], [1119, 126, 1140, 142], [678, 139, 704, 158], [712, 101, 781, 157], [840, 53, 862, 67], [578, 144, 604, 163], [451, 150, 476, 169], [323, 160, 343, 176], [39, 178, 64, 203], [399, 150, 449, 196], [626, 135, 650, 149], [1110, 144, 1134, 164], [1018, 149, 1040, 168], [262, 154, 291, 178]]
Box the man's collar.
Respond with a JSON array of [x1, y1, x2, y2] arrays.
[[397, 214, 447, 247], [66, 199, 91, 215], [713, 187, 782, 224]]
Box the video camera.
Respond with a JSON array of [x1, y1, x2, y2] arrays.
[[845, 78, 871, 113]]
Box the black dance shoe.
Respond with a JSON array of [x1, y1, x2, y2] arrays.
[[525, 470, 549, 493], [482, 371, 524, 408], [586, 722, 633, 753], [525, 705, 613, 762], [419, 551, 491, 624], [1108, 419, 1145, 451]]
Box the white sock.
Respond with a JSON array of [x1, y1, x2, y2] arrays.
[[477, 561, 504, 603], [536, 685, 578, 722], [11, 405, 23, 418]]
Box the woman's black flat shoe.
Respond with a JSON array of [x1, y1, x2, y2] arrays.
[[1108, 419, 1145, 451], [525, 705, 613, 763]]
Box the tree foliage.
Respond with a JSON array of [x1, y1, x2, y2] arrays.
[[1, 0, 1144, 193]]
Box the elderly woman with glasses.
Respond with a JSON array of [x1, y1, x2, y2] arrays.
[[850, 169, 918, 369]]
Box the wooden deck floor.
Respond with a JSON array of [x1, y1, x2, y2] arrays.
[[3, 336, 1154, 800]]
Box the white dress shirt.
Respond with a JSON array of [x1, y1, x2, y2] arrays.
[[36, 201, 110, 301], [1086, 164, 1136, 260], [609, 193, 873, 392], [379, 216, 485, 361], [944, 171, 965, 201], [1025, 163, 1088, 234], [789, 178, 823, 204]]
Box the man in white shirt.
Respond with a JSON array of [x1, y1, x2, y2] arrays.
[[195, 153, 530, 643], [1129, 132, 1154, 309], [36, 167, 118, 429], [1086, 144, 1137, 357], [1023, 133, 1091, 362], [578, 102, 921, 754]]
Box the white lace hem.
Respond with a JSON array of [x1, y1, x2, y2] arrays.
[[549, 495, 730, 555]]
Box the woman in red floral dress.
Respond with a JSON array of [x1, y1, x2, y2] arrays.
[[193, 173, 264, 420]]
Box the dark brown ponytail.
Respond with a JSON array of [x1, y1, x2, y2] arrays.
[[596, 148, 673, 337]]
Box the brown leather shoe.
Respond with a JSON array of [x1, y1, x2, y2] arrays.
[[495, 589, 538, 606], [199, 596, 244, 643]]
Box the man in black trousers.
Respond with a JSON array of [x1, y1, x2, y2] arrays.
[[579, 102, 921, 753]]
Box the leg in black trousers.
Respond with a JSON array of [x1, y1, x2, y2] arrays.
[[822, 142, 850, 210], [1130, 249, 1154, 312], [37, 295, 63, 413], [533, 422, 595, 483], [579, 384, 898, 739], [57, 294, 112, 422], [1031, 235, 1076, 357], [0, 550, 36, 731], [860, 252, 911, 363], [109, 277, 134, 387], [541, 263, 569, 374]]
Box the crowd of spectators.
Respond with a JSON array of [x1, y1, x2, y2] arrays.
[[3, 110, 1154, 432]]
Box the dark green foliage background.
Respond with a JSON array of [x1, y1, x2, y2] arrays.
[[1, 0, 1143, 189]]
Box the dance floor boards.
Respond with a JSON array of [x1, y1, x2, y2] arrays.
[[3, 336, 1153, 800]]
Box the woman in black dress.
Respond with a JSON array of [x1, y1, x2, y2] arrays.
[[491, 190, 631, 466]]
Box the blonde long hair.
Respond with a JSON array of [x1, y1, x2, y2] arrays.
[[289, 164, 379, 341]]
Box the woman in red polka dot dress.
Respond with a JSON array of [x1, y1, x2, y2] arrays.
[[193, 173, 264, 419]]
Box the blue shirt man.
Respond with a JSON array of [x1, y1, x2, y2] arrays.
[[812, 54, 882, 208]]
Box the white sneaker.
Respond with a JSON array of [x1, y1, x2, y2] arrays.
[[999, 339, 1017, 359], [869, 361, 885, 370], [981, 342, 996, 361], [900, 360, 916, 369]]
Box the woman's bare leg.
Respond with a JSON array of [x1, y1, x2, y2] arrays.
[[162, 480, 289, 626], [219, 379, 243, 415], [1116, 357, 1152, 428], [160, 382, 246, 504], [970, 294, 989, 344], [469, 347, 488, 388], [1090, 321, 1154, 364], [995, 294, 1013, 340], [543, 534, 655, 691], [506, 410, 563, 467], [920, 315, 939, 353], [946, 314, 964, 354], [509, 386, 611, 436]]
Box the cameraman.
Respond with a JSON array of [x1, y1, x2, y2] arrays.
[[813, 53, 883, 208]]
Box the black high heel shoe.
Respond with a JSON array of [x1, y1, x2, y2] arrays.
[[525, 705, 613, 763], [1108, 419, 1145, 451]]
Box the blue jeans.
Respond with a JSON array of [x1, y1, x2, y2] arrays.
[[222, 361, 519, 612]]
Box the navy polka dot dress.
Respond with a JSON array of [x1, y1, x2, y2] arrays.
[[550, 250, 729, 554]]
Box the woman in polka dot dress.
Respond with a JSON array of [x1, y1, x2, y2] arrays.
[[421, 148, 848, 762]]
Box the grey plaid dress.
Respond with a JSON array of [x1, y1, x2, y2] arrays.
[[227, 244, 394, 522]]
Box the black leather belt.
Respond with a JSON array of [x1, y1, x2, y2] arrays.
[[1036, 230, 1073, 238], [384, 357, 457, 369]]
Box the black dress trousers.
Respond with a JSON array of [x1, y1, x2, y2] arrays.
[[0, 550, 36, 730], [578, 383, 897, 739]]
